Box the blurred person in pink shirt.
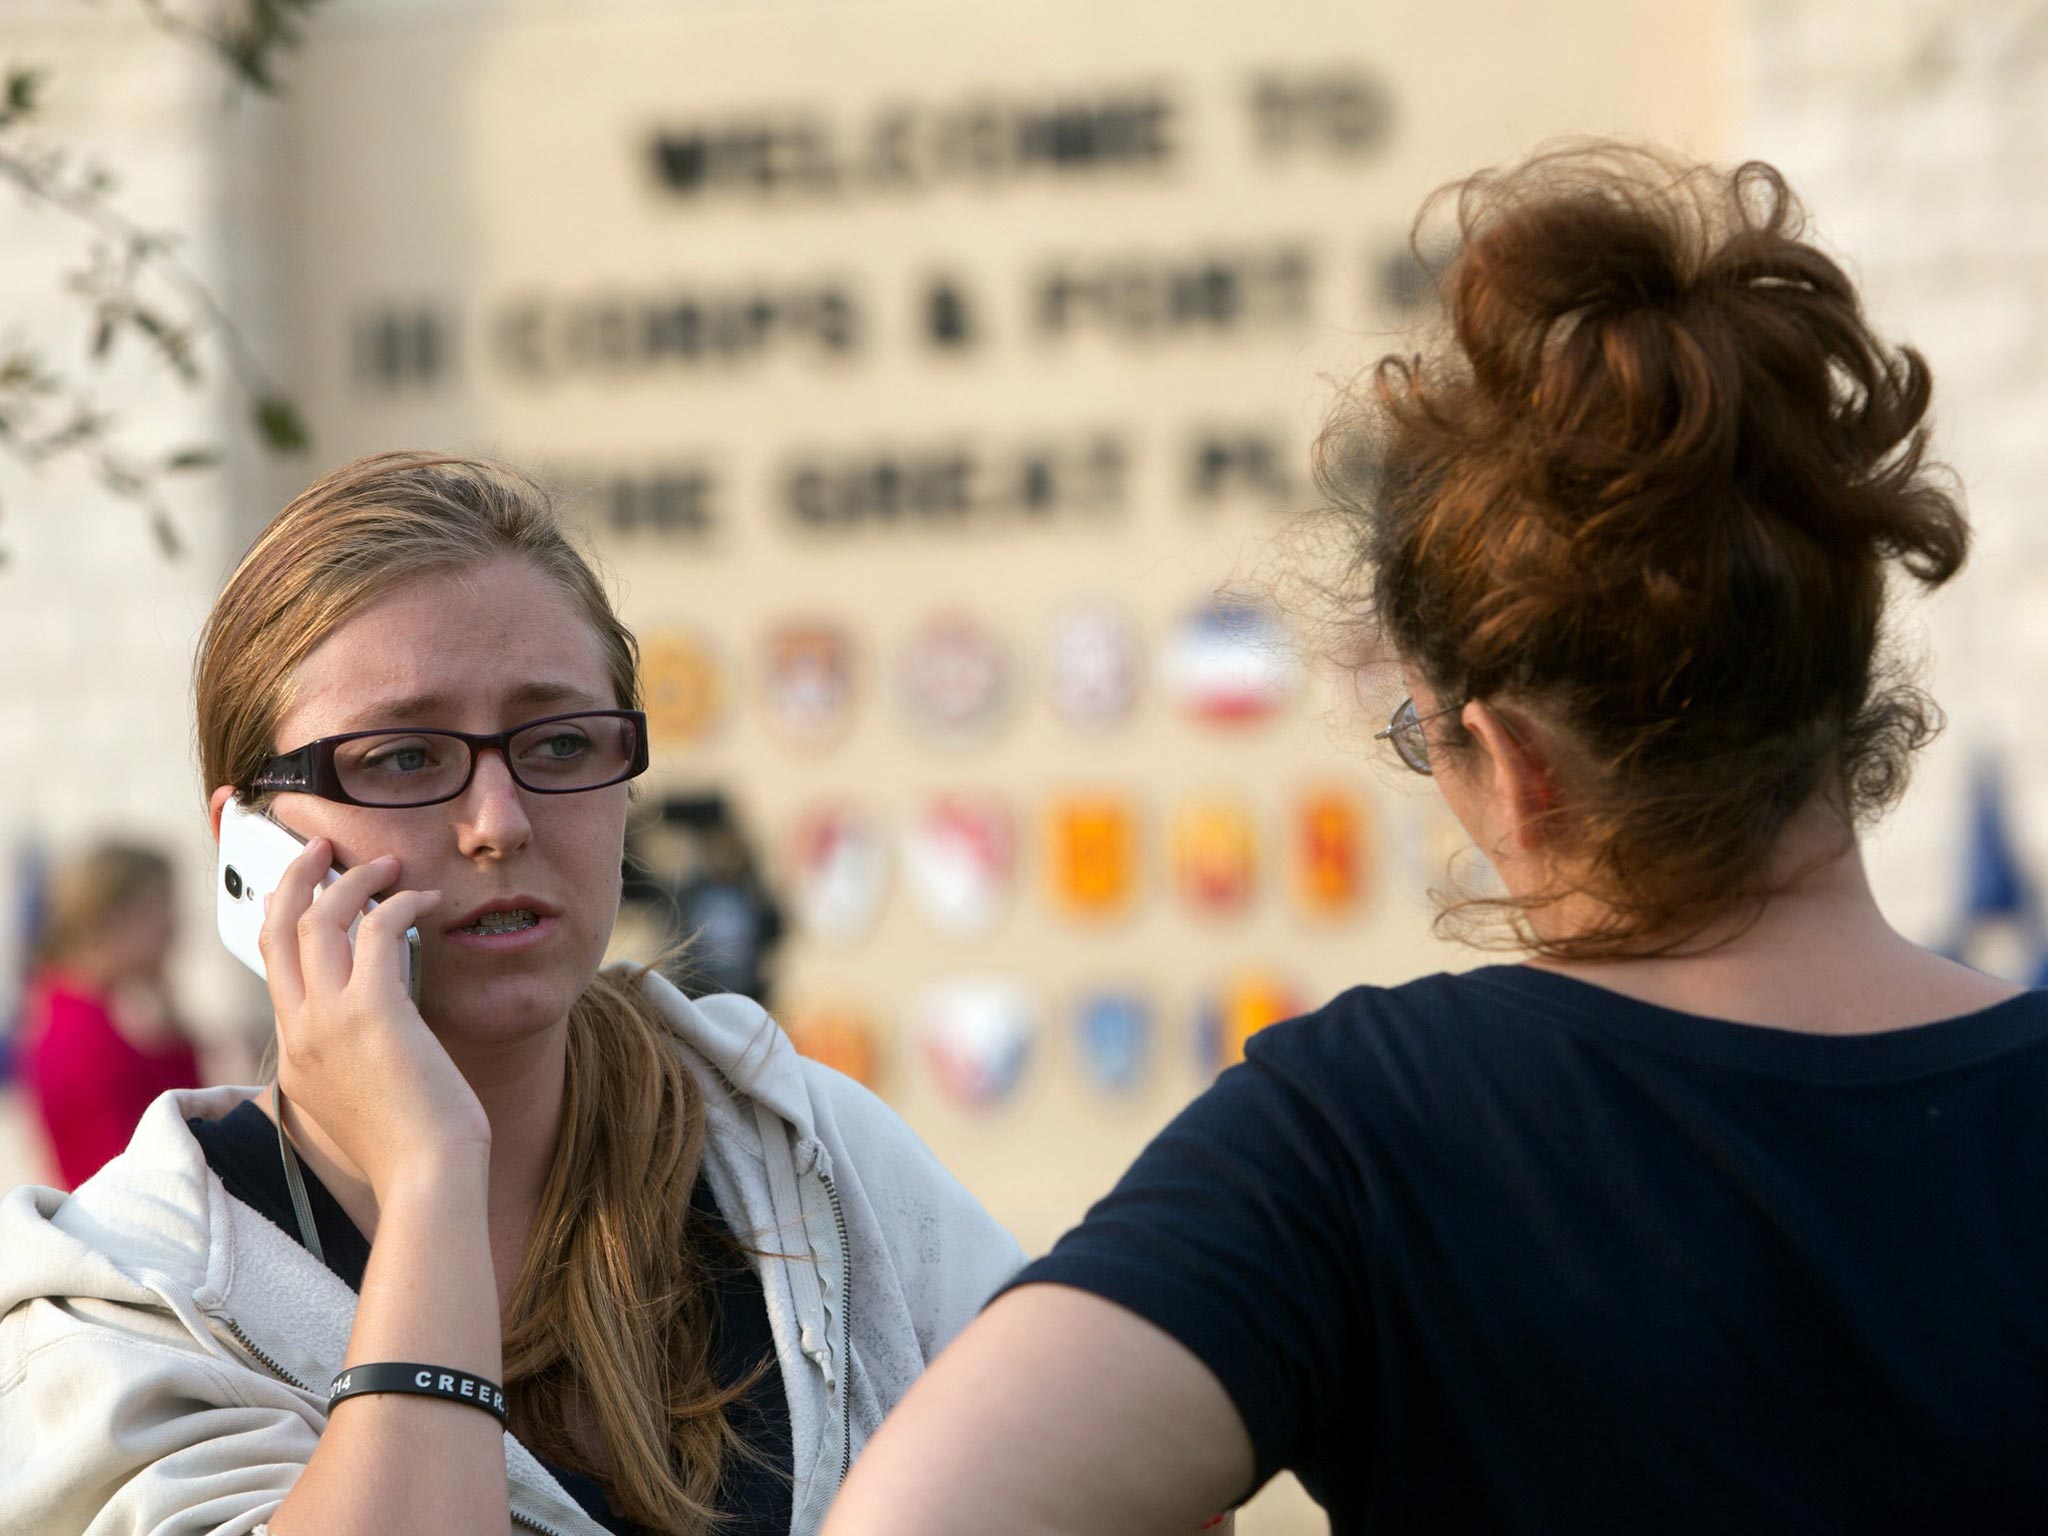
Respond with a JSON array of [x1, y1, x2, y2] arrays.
[[21, 842, 201, 1187]]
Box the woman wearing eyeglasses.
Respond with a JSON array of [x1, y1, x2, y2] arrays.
[[0, 452, 1022, 1536], [822, 147, 2048, 1534]]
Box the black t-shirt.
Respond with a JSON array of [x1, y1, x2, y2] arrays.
[[190, 1101, 792, 1536], [1011, 965, 2048, 1533]]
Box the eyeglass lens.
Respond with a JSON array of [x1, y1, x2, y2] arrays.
[[331, 714, 641, 806], [1390, 698, 1432, 775]]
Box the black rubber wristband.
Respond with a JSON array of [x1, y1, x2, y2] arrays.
[[327, 1362, 508, 1426]]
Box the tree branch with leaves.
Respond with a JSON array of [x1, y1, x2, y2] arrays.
[[0, 0, 325, 561]]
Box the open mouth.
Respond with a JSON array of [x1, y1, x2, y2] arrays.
[[458, 908, 541, 937]]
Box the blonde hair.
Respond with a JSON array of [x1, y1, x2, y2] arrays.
[[32, 842, 173, 972], [193, 451, 749, 1531]]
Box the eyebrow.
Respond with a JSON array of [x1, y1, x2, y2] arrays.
[[342, 682, 611, 729]]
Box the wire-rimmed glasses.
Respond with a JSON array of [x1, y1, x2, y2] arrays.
[[1373, 697, 1464, 776]]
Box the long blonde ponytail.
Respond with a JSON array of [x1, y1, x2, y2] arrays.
[[503, 965, 760, 1531]]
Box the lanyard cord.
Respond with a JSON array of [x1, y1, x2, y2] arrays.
[[271, 1077, 327, 1266]]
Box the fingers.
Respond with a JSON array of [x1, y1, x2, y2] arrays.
[[257, 835, 337, 1017], [354, 889, 443, 1000], [297, 854, 401, 1000]]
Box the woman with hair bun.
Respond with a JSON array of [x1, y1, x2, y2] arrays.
[[0, 452, 1022, 1536], [825, 146, 2048, 1533]]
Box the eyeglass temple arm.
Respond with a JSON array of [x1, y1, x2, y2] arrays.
[[249, 745, 318, 795]]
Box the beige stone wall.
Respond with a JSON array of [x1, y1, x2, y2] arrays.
[[1745, 0, 2048, 950]]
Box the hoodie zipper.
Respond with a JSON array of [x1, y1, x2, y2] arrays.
[[819, 1166, 854, 1489], [218, 1314, 315, 1394], [219, 1315, 581, 1536]]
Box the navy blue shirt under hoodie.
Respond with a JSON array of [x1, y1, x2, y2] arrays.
[[191, 1100, 791, 1536], [1009, 966, 2048, 1534]]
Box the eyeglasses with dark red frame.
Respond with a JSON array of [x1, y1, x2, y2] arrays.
[[246, 709, 650, 808]]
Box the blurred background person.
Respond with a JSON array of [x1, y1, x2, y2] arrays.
[[665, 796, 788, 1011], [19, 841, 202, 1188]]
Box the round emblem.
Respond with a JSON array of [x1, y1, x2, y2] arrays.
[[1047, 603, 1141, 731], [898, 612, 1011, 748], [761, 620, 857, 755], [640, 628, 726, 748]]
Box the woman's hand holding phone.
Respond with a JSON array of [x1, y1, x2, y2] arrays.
[[259, 836, 489, 1200], [257, 836, 510, 1536]]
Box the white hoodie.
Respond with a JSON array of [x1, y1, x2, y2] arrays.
[[0, 969, 1026, 1536]]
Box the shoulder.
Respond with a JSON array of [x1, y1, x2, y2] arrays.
[[1244, 968, 1536, 1086], [798, 1057, 1026, 1345], [632, 969, 1024, 1278], [0, 1282, 316, 1535], [1162, 967, 1587, 1173], [0, 1088, 251, 1312], [801, 1055, 1019, 1256]]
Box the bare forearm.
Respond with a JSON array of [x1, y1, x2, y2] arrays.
[[270, 1149, 506, 1536], [826, 1286, 1253, 1536]]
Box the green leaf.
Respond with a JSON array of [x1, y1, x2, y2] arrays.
[[165, 446, 221, 472], [0, 67, 44, 129], [130, 307, 199, 384], [253, 396, 309, 453], [148, 505, 185, 559], [98, 458, 146, 498]]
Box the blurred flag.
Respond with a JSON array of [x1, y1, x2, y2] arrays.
[[1940, 758, 2048, 985], [1161, 598, 1297, 725]]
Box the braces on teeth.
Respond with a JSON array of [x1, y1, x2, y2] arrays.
[[465, 909, 539, 934]]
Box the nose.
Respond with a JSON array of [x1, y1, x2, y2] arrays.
[[455, 746, 533, 859]]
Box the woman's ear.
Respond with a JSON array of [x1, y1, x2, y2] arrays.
[[208, 785, 235, 844], [1460, 701, 1558, 853]]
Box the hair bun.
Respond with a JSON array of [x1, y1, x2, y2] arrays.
[[1429, 146, 1962, 585], [1314, 142, 1970, 957]]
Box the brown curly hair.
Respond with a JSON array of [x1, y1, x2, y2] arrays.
[[1314, 144, 1969, 958]]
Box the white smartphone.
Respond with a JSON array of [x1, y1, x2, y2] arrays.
[[217, 796, 421, 1005]]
